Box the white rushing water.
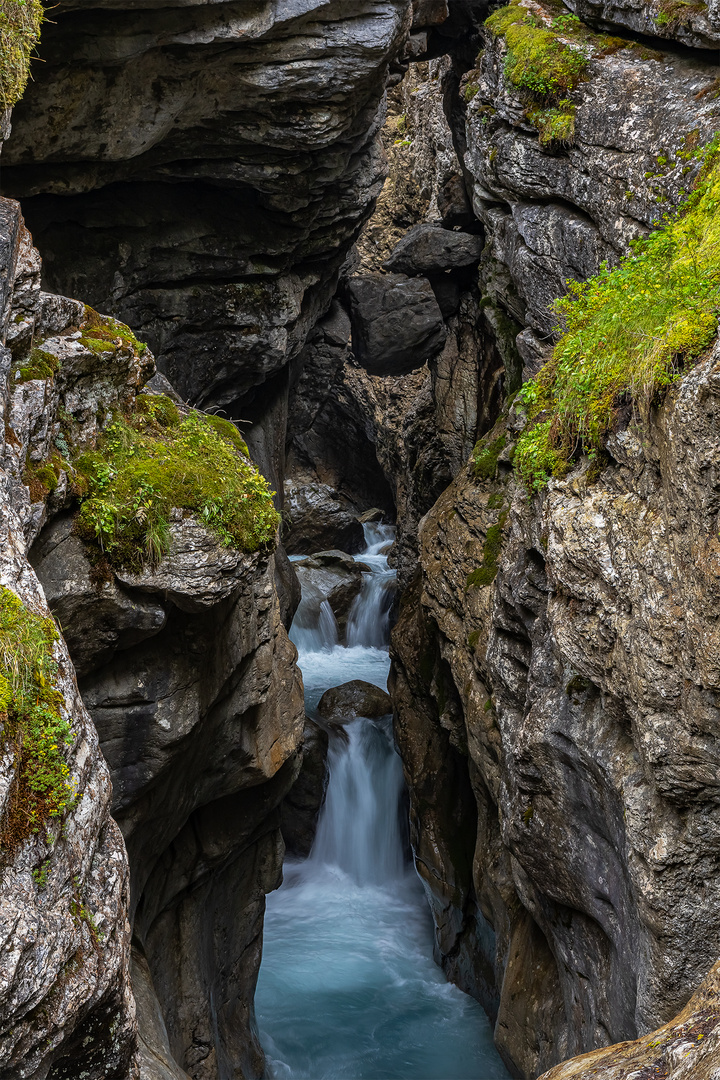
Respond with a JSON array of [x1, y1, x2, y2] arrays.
[[256, 524, 510, 1080]]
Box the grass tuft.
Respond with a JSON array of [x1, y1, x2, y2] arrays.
[[515, 134, 720, 491], [0, 0, 43, 108]]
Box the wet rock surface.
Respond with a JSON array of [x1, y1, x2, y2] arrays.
[[348, 272, 448, 376], [281, 719, 330, 858], [318, 679, 393, 725]]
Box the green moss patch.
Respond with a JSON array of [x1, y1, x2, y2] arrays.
[[73, 395, 280, 570], [0, 586, 74, 848], [515, 135, 720, 491], [17, 347, 59, 383], [485, 1, 591, 100], [527, 100, 575, 145], [0, 0, 43, 108], [472, 433, 506, 480], [81, 305, 148, 355], [466, 510, 508, 589]]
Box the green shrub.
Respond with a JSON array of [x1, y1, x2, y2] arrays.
[[515, 135, 720, 490], [74, 396, 280, 569], [0, 0, 43, 108], [0, 586, 74, 847]]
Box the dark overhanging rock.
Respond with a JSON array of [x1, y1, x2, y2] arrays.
[[347, 271, 447, 375]]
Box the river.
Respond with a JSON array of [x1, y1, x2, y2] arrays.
[[255, 525, 510, 1080]]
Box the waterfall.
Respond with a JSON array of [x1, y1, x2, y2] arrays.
[[255, 521, 509, 1080], [310, 717, 405, 885]]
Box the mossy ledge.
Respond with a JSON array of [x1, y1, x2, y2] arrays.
[[515, 134, 720, 491], [0, 586, 74, 850], [0, 0, 43, 109], [73, 394, 280, 571]]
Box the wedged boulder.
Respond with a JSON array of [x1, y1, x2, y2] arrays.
[[281, 719, 330, 858], [292, 552, 365, 642], [31, 514, 167, 676], [283, 479, 364, 555], [318, 679, 392, 726], [348, 272, 447, 376], [382, 223, 483, 276]]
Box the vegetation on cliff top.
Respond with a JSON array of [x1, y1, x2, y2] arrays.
[[0, 586, 74, 848], [74, 394, 280, 570], [515, 135, 720, 491], [0, 0, 43, 108]]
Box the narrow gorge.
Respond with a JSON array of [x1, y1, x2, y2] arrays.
[[0, 1, 718, 1079]]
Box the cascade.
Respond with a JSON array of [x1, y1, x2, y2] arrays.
[[255, 526, 509, 1080]]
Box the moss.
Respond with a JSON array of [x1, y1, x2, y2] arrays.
[[487, 491, 504, 509], [515, 134, 720, 491], [23, 451, 63, 503], [656, 0, 705, 27], [485, 0, 590, 100], [465, 82, 480, 102], [17, 348, 59, 382], [0, 0, 43, 108], [466, 511, 508, 589], [527, 100, 575, 146], [472, 434, 506, 480], [81, 305, 148, 354], [0, 586, 75, 849], [468, 629, 482, 649], [203, 413, 249, 457], [73, 395, 280, 570]]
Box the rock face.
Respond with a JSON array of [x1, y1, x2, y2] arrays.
[[2, 0, 412, 422], [392, 340, 720, 1077], [348, 272, 448, 376], [0, 199, 137, 1079], [281, 719, 329, 858]]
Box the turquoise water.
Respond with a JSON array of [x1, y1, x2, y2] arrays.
[[256, 527, 510, 1080]]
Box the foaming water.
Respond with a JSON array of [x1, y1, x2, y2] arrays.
[[256, 524, 510, 1080]]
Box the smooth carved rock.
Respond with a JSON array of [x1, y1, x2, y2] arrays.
[[382, 223, 483, 276], [281, 718, 330, 858], [116, 517, 263, 614], [2, 0, 413, 412], [348, 272, 447, 376], [291, 553, 365, 643], [318, 679, 393, 724], [32, 514, 167, 677], [539, 958, 720, 1080]]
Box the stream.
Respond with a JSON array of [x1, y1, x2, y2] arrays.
[[255, 525, 510, 1080]]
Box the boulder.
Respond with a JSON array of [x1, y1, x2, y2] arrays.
[[348, 273, 447, 376], [382, 223, 483, 276], [317, 679, 393, 725], [281, 719, 330, 858], [292, 554, 365, 641], [283, 480, 365, 555]]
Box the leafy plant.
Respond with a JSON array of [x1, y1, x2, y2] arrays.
[[515, 134, 720, 490]]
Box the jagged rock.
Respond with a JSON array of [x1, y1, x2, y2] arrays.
[[32, 514, 167, 677], [0, 200, 137, 1080], [465, 7, 720, 337], [318, 680, 393, 725], [392, 339, 720, 1077], [283, 479, 365, 556], [281, 719, 330, 858], [382, 223, 483, 276], [565, 0, 720, 50], [348, 272, 447, 376], [2, 1, 413, 415]]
